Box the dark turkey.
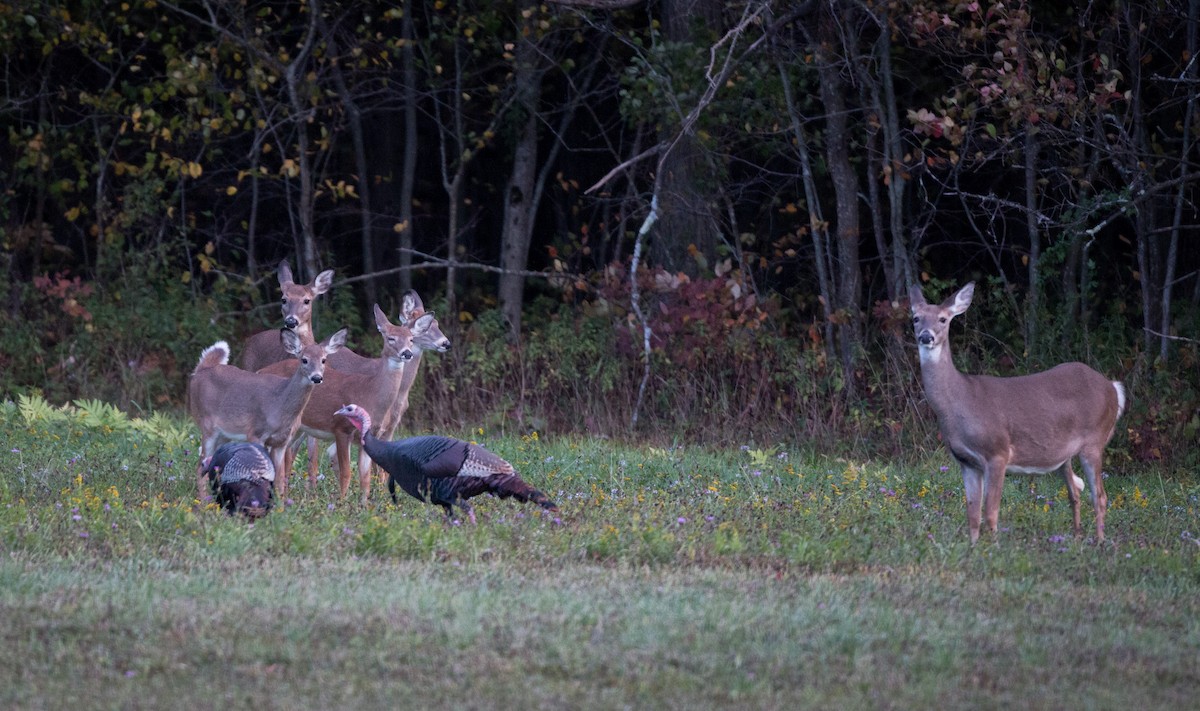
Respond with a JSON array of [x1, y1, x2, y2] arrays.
[[201, 442, 276, 520], [335, 404, 558, 523]]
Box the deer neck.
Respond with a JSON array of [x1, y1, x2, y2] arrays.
[[290, 323, 315, 344], [917, 341, 969, 420]]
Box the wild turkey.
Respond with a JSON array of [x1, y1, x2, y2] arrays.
[[334, 404, 558, 523], [201, 442, 275, 520]]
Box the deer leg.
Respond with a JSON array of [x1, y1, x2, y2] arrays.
[[960, 464, 985, 544], [1060, 462, 1082, 536], [357, 443, 372, 507], [273, 446, 290, 502], [334, 430, 354, 501], [982, 457, 1008, 536], [305, 436, 320, 489], [1078, 448, 1108, 543]]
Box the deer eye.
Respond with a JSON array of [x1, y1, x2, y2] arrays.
[[304, 298, 311, 305], [939, 317, 947, 323], [911, 316, 919, 324], [300, 356, 309, 365], [281, 298, 289, 305]]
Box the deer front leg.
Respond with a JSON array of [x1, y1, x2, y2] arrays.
[[334, 429, 355, 501], [961, 464, 984, 544], [272, 446, 290, 502], [356, 443, 375, 507], [982, 456, 1008, 536]]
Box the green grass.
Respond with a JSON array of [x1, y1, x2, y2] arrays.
[[1, 399, 1198, 709]]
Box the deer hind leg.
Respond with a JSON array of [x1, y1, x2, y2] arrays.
[[305, 436, 321, 489], [982, 456, 1009, 537], [1060, 462, 1082, 536], [357, 444, 373, 507], [1078, 447, 1109, 543], [960, 463, 985, 543], [334, 430, 355, 501]]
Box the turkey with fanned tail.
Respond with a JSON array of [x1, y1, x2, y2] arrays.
[[334, 404, 558, 523], [201, 441, 276, 520]]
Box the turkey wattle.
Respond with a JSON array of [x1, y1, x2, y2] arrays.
[[200, 441, 276, 519], [334, 404, 558, 522]]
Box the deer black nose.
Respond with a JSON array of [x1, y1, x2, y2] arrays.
[[400, 350, 414, 361], [439, 341, 452, 352], [311, 374, 323, 384], [284, 316, 299, 329], [918, 332, 934, 346]]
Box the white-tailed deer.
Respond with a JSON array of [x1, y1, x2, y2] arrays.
[[909, 281, 1126, 544], [260, 304, 422, 505], [188, 327, 347, 503], [319, 290, 451, 483], [239, 260, 335, 371]]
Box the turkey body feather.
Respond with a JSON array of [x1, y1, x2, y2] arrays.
[[202, 442, 275, 519], [334, 405, 558, 522]]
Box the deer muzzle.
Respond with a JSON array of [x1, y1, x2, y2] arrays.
[[918, 331, 935, 346], [284, 316, 300, 329]]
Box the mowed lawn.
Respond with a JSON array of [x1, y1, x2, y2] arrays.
[[2, 400, 1198, 709]]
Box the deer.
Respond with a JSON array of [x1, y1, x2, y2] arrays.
[[314, 290, 451, 484], [239, 260, 335, 371], [259, 304, 428, 506], [909, 281, 1127, 544], [188, 327, 348, 504]]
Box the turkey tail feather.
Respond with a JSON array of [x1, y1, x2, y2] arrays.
[[491, 473, 558, 512]]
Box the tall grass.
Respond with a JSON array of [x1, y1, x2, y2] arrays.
[[2, 399, 1198, 708]]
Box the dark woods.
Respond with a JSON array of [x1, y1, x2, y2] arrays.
[[2, 1, 1198, 466]]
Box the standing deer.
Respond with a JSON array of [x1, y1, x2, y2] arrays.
[[259, 305, 423, 505], [318, 290, 451, 483], [909, 281, 1126, 543], [240, 260, 335, 371], [189, 328, 347, 503]]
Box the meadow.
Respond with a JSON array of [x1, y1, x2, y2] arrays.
[[1, 395, 1198, 710]]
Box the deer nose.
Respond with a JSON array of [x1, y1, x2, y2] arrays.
[[438, 340, 452, 352], [918, 332, 935, 346], [284, 316, 299, 329], [310, 373, 324, 384], [400, 349, 414, 361]]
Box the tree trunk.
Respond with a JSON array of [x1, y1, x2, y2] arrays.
[[1024, 129, 1040, 355], [815, 5, 862, 391], [652, 0, 724, 275], [498, 15, 542, 340], [398, 0, 418, 295]]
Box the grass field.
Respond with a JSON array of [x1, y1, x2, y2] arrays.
[[2, 398, 1198, 709]]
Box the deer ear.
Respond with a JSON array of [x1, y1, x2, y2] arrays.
[[280, 328, 303, 356], [400, 290, 424, 322], [411, 313, 435, 335], [908, 284, 927, 310], [325, 327, 348, 353], [312, 269, 335, 295], [948, 282, 975, 315], [373, 303, 390, 332], [277, 260, 294, 287]]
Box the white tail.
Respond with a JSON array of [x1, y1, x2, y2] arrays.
[[260, 304, 415, 505], [189, 327, 347, 502], [239, 260, 335, 371], [909, 281, 1126, 543]]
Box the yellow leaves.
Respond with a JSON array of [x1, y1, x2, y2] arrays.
[[280, 158, 299, 178], [65, 206, 82, 222], [225, 186, 238, 196], [393, 220, 409, 233]]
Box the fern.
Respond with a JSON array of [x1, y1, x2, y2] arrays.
[[130, 412, 195, 452], [18, 393, 64, 425], [72, 398, 132, 431]]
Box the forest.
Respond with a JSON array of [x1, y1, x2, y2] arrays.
[[2, 0, 1199, 465]]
